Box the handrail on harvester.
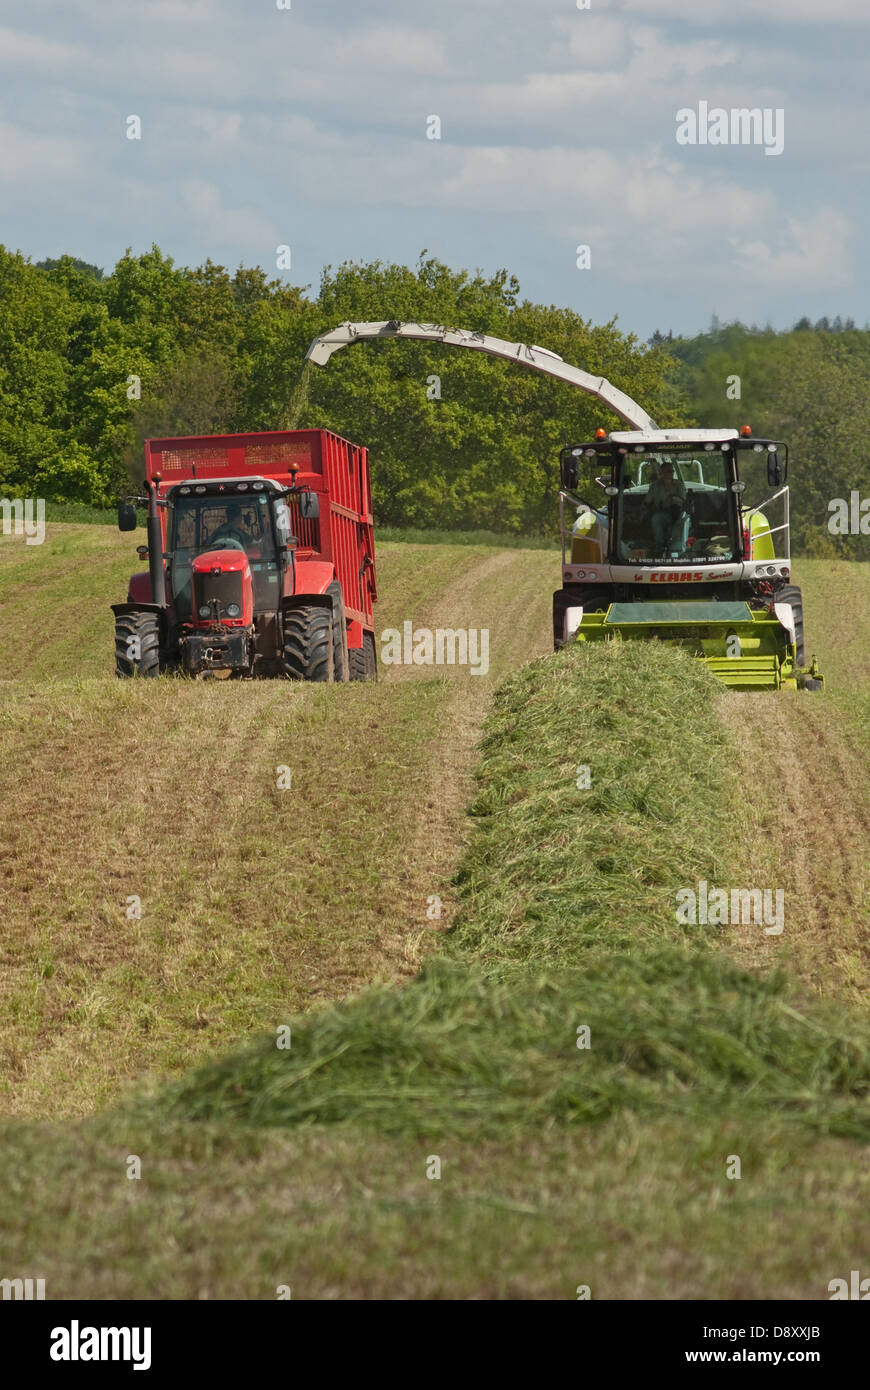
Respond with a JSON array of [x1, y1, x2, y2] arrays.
[[305, 320, 657, 432]]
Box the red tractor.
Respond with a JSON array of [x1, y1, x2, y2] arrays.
[[112, 429, 378, 681]]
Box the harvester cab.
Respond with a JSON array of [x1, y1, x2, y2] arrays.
[[555, 426, 823, 690], [112, 430, 378, 683]]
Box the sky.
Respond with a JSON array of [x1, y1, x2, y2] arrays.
[[0, 0, 868, 340]]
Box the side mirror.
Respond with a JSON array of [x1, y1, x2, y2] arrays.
[[560, 450, 579, 491], [767, 453, 785, 488], [299, 490, 320, 520], [118, 501, 138, 531]]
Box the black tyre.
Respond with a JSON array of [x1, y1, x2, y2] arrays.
[[115, 610, 161, 678], [326, 581, 349, 682], [777, 584, 805, 667], [348, 631, 377, 682], [283, 605, 334, 682]]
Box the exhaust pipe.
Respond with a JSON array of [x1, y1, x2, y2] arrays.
[[146, 479, 166, 609]]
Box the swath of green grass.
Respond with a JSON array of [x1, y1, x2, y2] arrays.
[[150, 951, 867, 1140], [451, 641, 741, 962]]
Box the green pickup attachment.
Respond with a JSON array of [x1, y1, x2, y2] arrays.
[[573, 601, 823, 691]]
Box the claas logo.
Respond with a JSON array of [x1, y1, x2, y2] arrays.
[[649, 570, 734, 583]]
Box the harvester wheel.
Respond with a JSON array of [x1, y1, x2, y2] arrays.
[[777, 585, 805, 667], [283, 605, 334, 682], [327, 581, 349, 681], [348, 632, 378, 682], [114, 610, 161, 678], [553, 586, 608, 650]]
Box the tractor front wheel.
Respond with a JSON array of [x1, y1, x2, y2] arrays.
[[115, 610, 161, 678], [283, 605, 334, 682]]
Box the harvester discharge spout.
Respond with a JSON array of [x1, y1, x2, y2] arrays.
[[306, 320, 657, 431]]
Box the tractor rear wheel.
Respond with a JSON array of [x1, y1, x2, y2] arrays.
[[777, 584, 805, 667], [283, 605, 334, 682], [115, 610, 161, 678], [327, 581, 349, 682], [348, 632, 377, 681]]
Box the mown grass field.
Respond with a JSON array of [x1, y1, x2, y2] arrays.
[[0, 525, 553, 1115], [0, 526, 867, 1298]]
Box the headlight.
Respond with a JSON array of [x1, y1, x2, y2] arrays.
[[198, 604, 212, 618], [226, 603, 241, 618]]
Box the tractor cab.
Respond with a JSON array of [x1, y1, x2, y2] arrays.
[[166, 479, 290, 623]]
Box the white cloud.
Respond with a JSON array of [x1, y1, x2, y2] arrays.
[[623, 0, 870, 23], [68, 0, 220, 22], [0, 25, 81, 75], [731, 209, 854, 291], [0, 120, 87, 181], [329, 24, 450, 75], [189, 109, 243, 150], [179, 178, 279, 252]]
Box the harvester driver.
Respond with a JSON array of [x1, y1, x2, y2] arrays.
[[646, 461, 688, 555]]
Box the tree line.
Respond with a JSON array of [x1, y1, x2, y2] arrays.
[[1, 242, 867, 552], [0, 244, 685, 533]]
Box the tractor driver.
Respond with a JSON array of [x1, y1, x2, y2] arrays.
[[646, 460, 689, 554], [209, 499, 257, 552]]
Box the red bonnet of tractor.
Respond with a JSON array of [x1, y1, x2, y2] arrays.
[[190, 550, 253, 628]]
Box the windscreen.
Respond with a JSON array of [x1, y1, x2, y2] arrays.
[[615, 449, 737, 564], [169, 493, 280, 616]]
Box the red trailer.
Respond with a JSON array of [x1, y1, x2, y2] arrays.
[[112, 428, 378, 681]]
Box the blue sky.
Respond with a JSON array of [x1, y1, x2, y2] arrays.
[[1, 0, 867, 338]]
